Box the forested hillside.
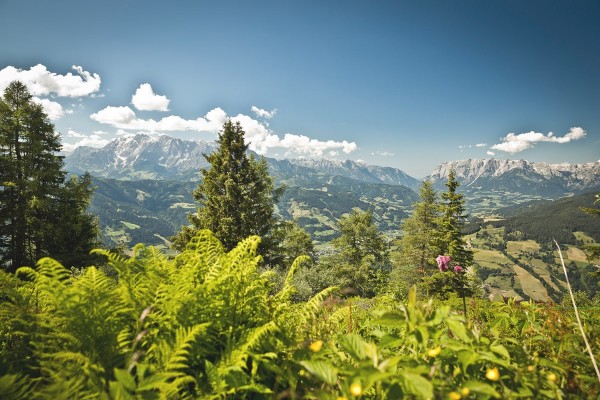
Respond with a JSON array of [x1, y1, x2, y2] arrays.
[[495, 191, 600, 244]]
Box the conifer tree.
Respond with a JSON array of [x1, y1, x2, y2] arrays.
[[439, 167, 473, 267], [173, 120, 282, 258], [0, 81, 98, 271], [325, 209, 389, 297], [397, 180, 442, 276]]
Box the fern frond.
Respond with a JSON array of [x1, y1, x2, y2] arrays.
[[275, 255, 311, 306], [300, 286, 339, 325], [0, 374, 34, 400]]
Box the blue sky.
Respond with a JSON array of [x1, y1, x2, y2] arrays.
[[1, 0, 598, 177]]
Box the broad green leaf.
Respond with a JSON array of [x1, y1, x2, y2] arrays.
[[446, 319, 470, 343], [464, 380, 501, 398], [490, 343, 511, 362], [373, 312, 405, 327], [300, 360, 338, 385], [398, 372, 433, 399], [338, 334, 368, 361]]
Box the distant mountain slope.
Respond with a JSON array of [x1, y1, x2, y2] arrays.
[[90, 176, 418, 247], [65, 134, 419, 190], [66, 134, 215, 180], [427, 159, 600, 215], [284, 158, 420, 190], [429, 159, 600, 193], [493, 191, 600, 244]]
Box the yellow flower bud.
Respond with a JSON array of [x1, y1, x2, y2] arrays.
[[527, 365, 535, 372], [461, 387, 470, 396], [547, 372, 557, 383], [486, 367, 500, 381], [309, 340, 323, 352], [349, 383, 362, 397], [449, 391, 462, 400], [427, 346, 441, 357]]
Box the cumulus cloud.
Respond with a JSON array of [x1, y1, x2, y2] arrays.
[[0, 64, 101, 97], [90, 105, 227, 132], [491, 127, 586, 153], [131, 83, 170, 111], [251, 106, 277, 119], [487, 151, 495, 156], [32, 97, 67, 120], [62, 130, 110, 152]]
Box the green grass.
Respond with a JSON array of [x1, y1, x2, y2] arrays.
[[566, 246, 588, 262], [574, 231, 596, 244], [512, 264, 550, 302], [506, 240, 540, 256], [120, 221, 140, 230]]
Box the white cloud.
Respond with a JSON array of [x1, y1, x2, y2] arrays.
[[251, 106, 277, 119], [131, 83, 170, 111], [90, 105, 227, 132], [487, 151, 495, 156], [475, 143, 487, 147], [491, 127, 587, 153], [0, 64, 101, 97], [91, 106, 137, 126], [91, 103, 357, 157], [32, 97, 65, 120], [62, 130, 110, 152]]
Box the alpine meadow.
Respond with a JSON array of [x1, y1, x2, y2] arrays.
[[2, 1, 600, 399]]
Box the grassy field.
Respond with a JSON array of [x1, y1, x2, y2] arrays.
[[566, 245, 588, 262], [512, 264, 550, 302], [120, 221, 140, 230], [506, 240, 540, 256]]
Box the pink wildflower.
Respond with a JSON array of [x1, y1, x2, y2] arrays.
[[436, 255, 451, 272], [454, 265, 464, 273]]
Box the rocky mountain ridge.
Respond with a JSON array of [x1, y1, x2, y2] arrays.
[[428, 158, 600, 193], [64, 134, 421, 189]]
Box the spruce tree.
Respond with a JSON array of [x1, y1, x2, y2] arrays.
[[173, 120, 282, 258], [439, 167, 473, 267], [326, 209, 389, 297], [0, 81, 98, 271], [397, 180, 442, 275]]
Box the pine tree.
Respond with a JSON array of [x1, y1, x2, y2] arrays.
[[439, 167, 473, 267], [173, 120, 283, 258], [397, 180, 442, 275], [0, 81, 98, 271], [325, 209, 389, 297]]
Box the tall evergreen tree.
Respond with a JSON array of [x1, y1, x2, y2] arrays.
[[173, 120, 282, 257], [439, 167, 473, 267], [325, 209, 389, 297], [0, 81, 98, 272], [397, 180, 442, 275]]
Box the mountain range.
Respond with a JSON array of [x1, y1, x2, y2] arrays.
[[64, 134, 600, 246]]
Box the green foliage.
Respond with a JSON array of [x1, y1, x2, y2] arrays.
[[295, 288, 600, 399], [0, 81, 99, 271], [394, 180, 442, 288], [0, 230, 336, 398], [2, 229, 600, 398], [439, 168, 474, 267], [321, 209, 390, 297]]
